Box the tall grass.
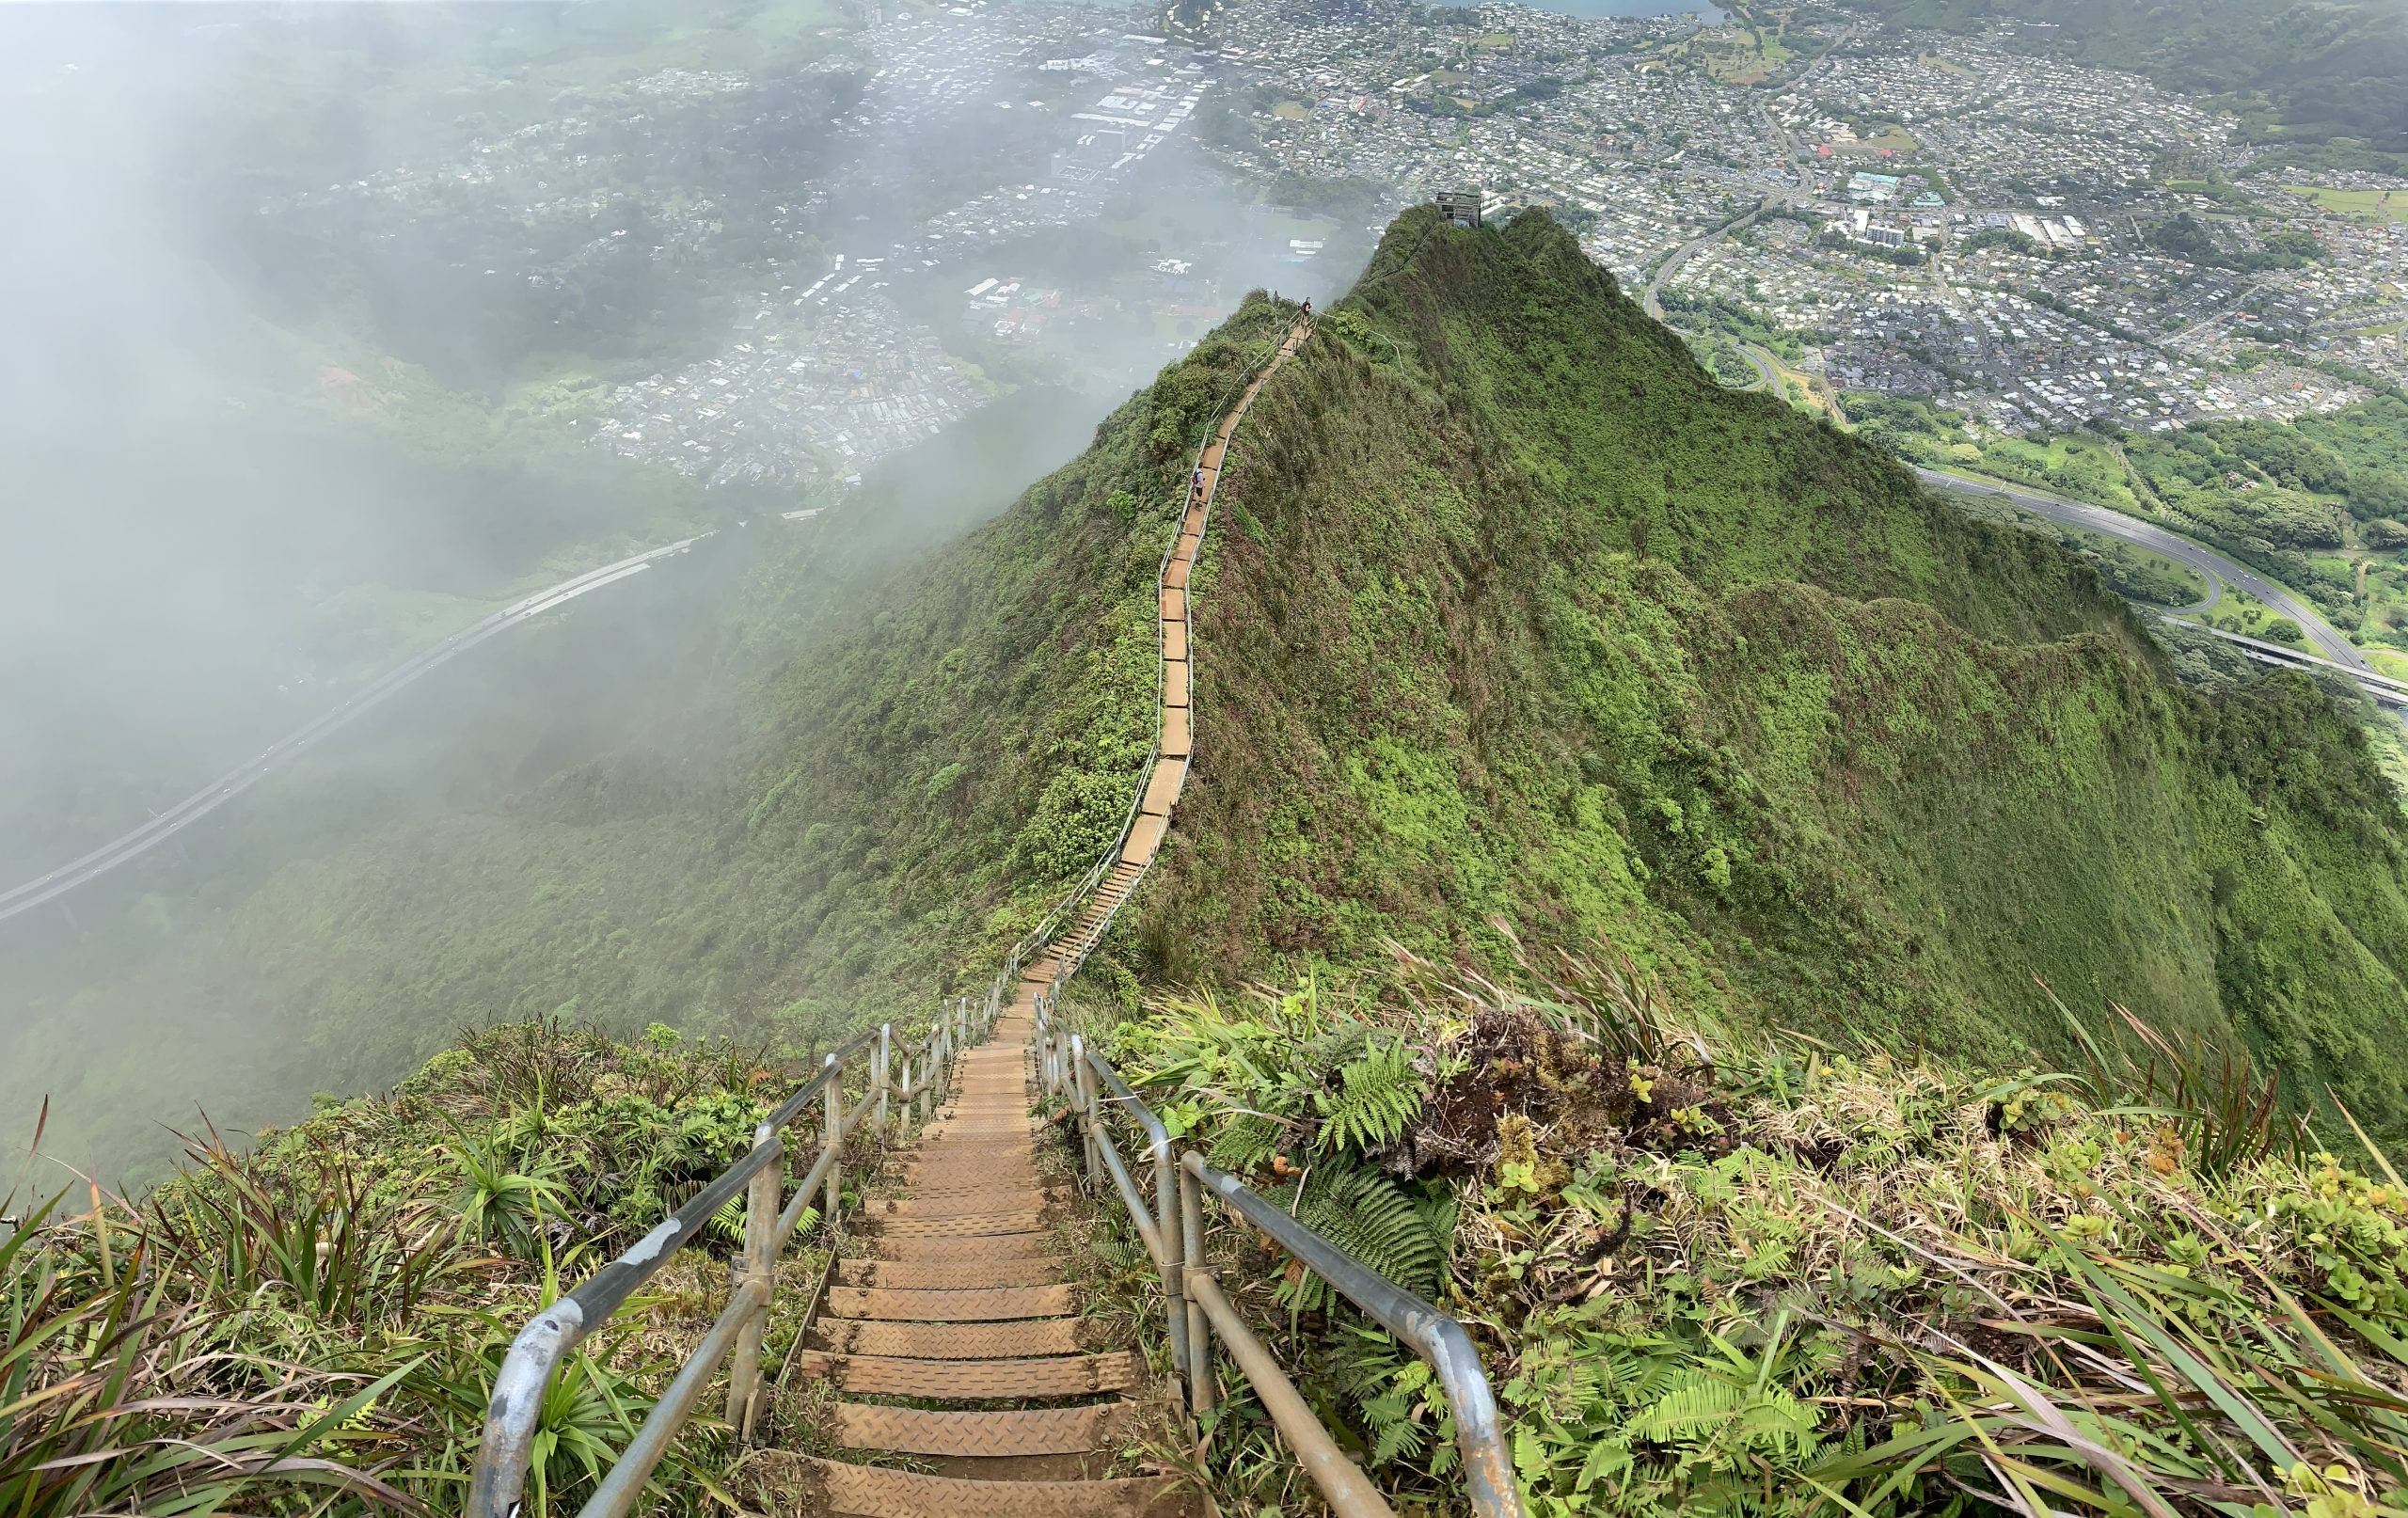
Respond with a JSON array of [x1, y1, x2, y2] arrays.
[[4, 1019, 812, 1515]]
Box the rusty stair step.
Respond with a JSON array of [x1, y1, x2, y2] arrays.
[[891, 1163, 1042, 1188], [832, 1401, 1118, 1459], [826, 1284, 1074, 1321], [870, 1232, 1051, 1263], [835, 1257, 1062, 1289], [863, 1190, 1063, 1217], [815, 1317, 1091, 1360], [804, 1456, 1189, 1518], [797, 1348, 1137, 1399]]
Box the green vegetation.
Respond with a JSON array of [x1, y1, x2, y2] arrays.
[[3, 1020, 847, 1516], [1846, 0, 2408, 152], [2063, 526, 2210, 608], [1, 317, 1291, 1183], [2123, 398, 2408, 637], [2286, 184, 2408, 224], [1961, 225, 2047, 257], [1098, 948, 2408, 1516], [1128, 210, 2408, 1152], [21, 204, 2408, 1518], [1841, 389, 2408, 650], [1656, 287, 1803, 359], [2148, 211, 2330, 272]]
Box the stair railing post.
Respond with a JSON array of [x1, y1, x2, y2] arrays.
[[1180, 1155, 1215, 1425], [874, 1023, 891, 1137], [722, 1124, 782, 1438], [1158, 1136, 1189, 1386], [1070, 1034, 1097, 1177], [897, 1053, 913, 1139], [822, 1052, 842, 1220]]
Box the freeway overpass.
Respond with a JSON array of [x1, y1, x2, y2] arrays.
[[0, 535, 708, 926]]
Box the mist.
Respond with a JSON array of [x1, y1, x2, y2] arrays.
[[0, 0, 1359, 1184]]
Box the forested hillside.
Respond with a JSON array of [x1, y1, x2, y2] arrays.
[[1847, 0, 2408, 150]]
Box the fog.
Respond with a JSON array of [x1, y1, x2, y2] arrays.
[[0, 1, 1356, 1182]]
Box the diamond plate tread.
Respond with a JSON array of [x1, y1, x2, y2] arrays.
[[836, 1257, 1063, 1289], [816, 1317, 1090, 1359], [832, 1401, 1117, 1458], [1162, 620, 1188, 661], [869, 1211, 1045, 1238], [1160, 586, 1185, 622], [871, 1231, 1050, 1263], [826, 1284, 1074, 1321], [1163, 658, 1190, 709], [863, 1192, 1064, 1218], [1161, 704, 1191, 757], [891, 1179, 1042, 1201], [886, 1174, 1047, 1194], [893, 1163, 1041, 1185], [797, 1349, 1137, 1399], [804, 1456, 1185, 1518]]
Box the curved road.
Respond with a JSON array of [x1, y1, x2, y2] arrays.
[[1911, 466, 2368, 672], [0, 535, 708, 926]]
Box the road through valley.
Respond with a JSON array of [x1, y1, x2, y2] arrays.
[[0, 536, 707, 927]]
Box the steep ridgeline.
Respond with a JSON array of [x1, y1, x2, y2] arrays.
[[1127, 209, 2408, 1142]]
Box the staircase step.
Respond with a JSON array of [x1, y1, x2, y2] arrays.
[[825, 1284, 1074, 1321], [861, 1191, 1064, 1218], [832, 1401, 1117, 1458], [892, 1165, 1042, 1189], [798, 1349, 1137, 1399], [836, 1257, 1062, 1289], [868, 1211, 1044, 1238], [816, 1318, 1088, 1359], [805, 1457, 1188, 1518], [871, 1233, 1050, 1264]]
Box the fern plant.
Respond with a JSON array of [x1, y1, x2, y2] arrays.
[[1270, 1162, 1449, 1313], [1313, 1034, 1422, 1154]]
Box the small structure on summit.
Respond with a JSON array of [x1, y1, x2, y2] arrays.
[[1435, 188, 1483, 229]]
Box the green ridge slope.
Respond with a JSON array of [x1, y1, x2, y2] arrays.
[[1141, 209, 2408, 1138]]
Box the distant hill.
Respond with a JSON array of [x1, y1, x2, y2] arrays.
[[1851, 0, 2408, 151]]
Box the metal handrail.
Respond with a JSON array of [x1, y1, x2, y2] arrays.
[[467, 997, 998, 1518], [1039, 1025, 1525, 1518]]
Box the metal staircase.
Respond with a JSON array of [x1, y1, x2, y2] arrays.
[[467, 309, 1525, 1518]]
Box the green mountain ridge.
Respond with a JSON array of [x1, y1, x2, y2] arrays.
[[1146, 210, 2408, 1138], [10, 209, 2408, 1180]]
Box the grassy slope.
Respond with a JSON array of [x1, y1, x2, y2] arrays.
[[1139, 209, 2408, 1139]]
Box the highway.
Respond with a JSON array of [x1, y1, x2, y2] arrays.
[[1909, 466, 2371, 674], [0, 535, 708, 926]]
